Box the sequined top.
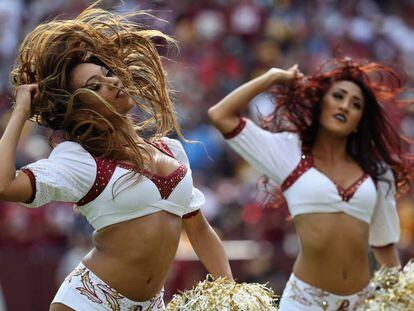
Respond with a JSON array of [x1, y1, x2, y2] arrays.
[[224, 118, 400, 246], [20, 138, 205, 231]]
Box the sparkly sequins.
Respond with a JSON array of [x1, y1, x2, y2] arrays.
[[148, 140, 174, 158], [281, 151, 369, 202], [337, 175, 369, 202], [117, 157, 188, 200], [77, 139, 189, 205], [143, 164, 187, 199], [77, 158, 117, 206], [21, 168, 36, 203], [281, 153, 313, 192], [144, 139, 188, 199], [21, 139, 201, 229]]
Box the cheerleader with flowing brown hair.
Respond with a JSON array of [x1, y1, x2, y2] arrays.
[[2, 2, 232, 310], [209, 58, 413, 310]]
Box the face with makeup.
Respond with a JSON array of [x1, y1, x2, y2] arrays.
[[318, 80, 365, 137], [69, 63, 133, 118]]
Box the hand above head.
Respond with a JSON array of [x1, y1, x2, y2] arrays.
[[13, 84, 39, 118], [208, 64, 304, 133], [267, 64, 304, 85]]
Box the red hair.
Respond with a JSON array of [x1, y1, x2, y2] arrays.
[[263, 57, 413, 198]]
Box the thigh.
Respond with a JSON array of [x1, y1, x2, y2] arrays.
[[49, 303, 75, 311]]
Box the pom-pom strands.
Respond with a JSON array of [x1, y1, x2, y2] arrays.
[[361, 260, 414, 310], [167, 275, 279, 311]]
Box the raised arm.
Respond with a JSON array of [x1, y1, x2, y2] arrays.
[[0, 84, 39, 202], [183, 212, 233, 280], [207, 65, 302, 134]]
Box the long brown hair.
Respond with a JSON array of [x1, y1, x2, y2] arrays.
[[10, 1, 183, 194], [264, 58, 413, 198]]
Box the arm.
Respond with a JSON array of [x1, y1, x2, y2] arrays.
[[207, 65, 302, 134], [372, 244, 401, 268], [369, 167, 401, 268], [0, 84, 38, 202], [183, 212, 233, 280]]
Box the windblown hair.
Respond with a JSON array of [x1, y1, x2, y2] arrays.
[[264, 57, 413, 199], [10, 1, 182, 194]]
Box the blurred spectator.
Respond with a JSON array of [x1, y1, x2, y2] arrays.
[[1, 0, 414, 309]]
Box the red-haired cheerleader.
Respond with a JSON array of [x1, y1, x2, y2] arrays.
[[209, 58, 412, 310]]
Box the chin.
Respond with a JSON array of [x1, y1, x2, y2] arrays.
[[126, 99, 135, 111], [322, 123, 354, 138], [118, 101, 134, 114]]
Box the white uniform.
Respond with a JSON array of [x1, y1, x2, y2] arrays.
[[21, 138, 205, 310], [224, 118, 400, 311]]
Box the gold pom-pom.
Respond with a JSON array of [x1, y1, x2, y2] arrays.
[[167, 275, 279, 311], [361, 260, 414, 310]]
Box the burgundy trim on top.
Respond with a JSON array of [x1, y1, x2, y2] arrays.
[[337, 174, 369, 202], [145, 164, 187, 199], [223, 117, 247, 139], [21, 168, 36, 204], [77, 157, 117, 206], [145, 139, 175, 158], [115, 161, 188, 200], [151, 140, 174, 158], [77, 138, 188, 205], [280, 151, 369, 202], [280, 154, 313, 192]]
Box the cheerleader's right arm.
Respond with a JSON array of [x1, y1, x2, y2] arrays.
[[207, 65, 301, 134], [0, 84, 39, 203]]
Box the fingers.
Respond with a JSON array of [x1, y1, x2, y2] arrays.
[[288, 64, 304, 79], [30, 85, 40, 99], [288, 64, 298, 71], [20, 83, 39, 99]]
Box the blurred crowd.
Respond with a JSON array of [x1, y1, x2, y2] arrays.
[[1, 0, 414, 309]]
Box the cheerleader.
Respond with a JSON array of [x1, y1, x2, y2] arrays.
[[208, 58, 412, 310], [2, 3, 232, 310]]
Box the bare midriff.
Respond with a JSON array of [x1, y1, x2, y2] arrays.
[[293, 212, 371, 295], [82, 210, 182, 302]]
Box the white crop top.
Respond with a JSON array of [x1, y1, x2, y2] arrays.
[[20, 138, 205, 231], [225, 118, 400, 247]]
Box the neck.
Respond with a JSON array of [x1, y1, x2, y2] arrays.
[[312, 127, 349, 164]]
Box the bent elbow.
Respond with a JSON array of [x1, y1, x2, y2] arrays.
[[207, 106, 219, 123]]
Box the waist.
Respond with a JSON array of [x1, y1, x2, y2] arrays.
[[293, 252, 371, 295], [84, 212, 181, 300], [71, 261, 166, 304], [280, 273, 370, 310], [83, 248, 175, 301], [292, 213, 371, 294]]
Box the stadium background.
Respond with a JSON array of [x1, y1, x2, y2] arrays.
[[0, 0, 414, 310]]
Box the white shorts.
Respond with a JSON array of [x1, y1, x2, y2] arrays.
[[51, 262, 165, 310], [278, 274, 369, 311]]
